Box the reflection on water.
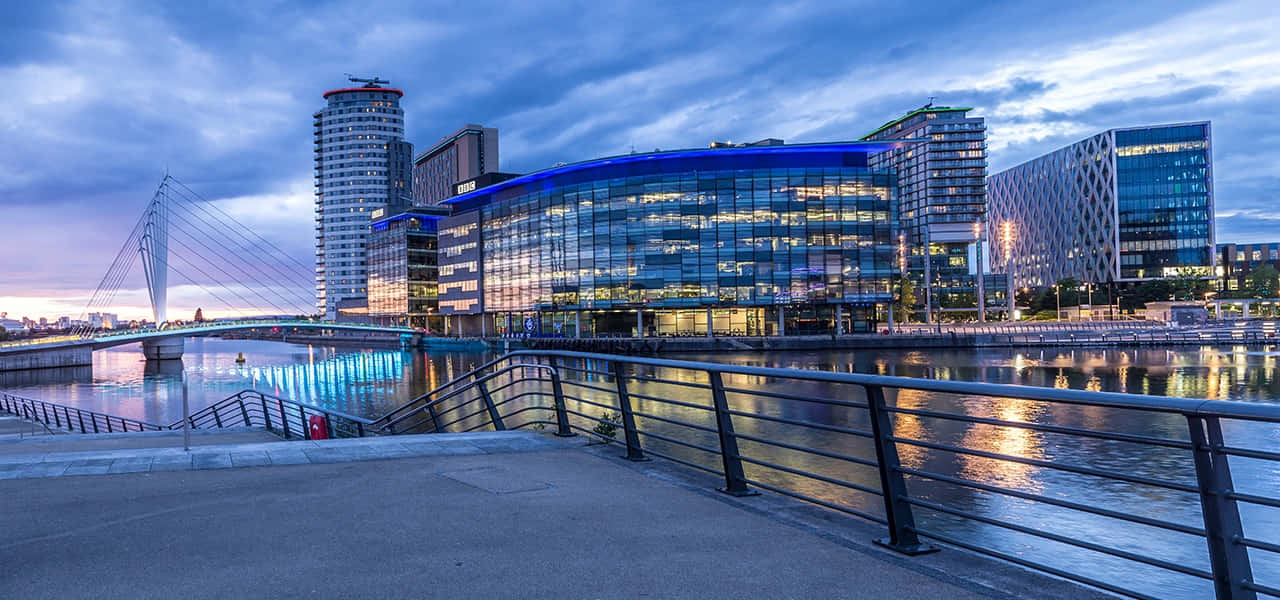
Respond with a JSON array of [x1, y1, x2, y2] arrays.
[[3, 341, 1278, 597], [0, 338, 488, 424]]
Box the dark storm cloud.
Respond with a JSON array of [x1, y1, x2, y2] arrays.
[[0, 0, 1275, 314]]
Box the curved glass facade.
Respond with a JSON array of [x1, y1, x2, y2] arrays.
[[439, 144, 903, 336]]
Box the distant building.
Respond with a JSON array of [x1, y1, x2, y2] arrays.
[[861, 106, 992, 319], [88, 312, 119, 329], [1218, 242, 1280, 292], [314, 77, 408, 317], [412, 125, 499, 207], [387, 139, 414, 205], [988, 122, 1214, 286], [366, 205, 450, 330]]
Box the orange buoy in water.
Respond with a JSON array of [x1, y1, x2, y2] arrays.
[[235, 352, 246, 364]]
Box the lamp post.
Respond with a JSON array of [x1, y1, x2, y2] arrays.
[[1055, 283, 1061, 322], [974, 222, 986, 323], [1002, 222, 1015, 322]]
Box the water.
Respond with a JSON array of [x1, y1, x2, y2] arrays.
[[0, 338, 489, 424], [3, 340, 1279, 597]]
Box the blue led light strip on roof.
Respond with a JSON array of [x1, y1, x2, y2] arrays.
[[441, 140, 917, 206]]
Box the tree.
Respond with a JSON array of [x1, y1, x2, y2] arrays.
[[894, 276, 916, 323], [1169, 267, 1211, 301], [1244, 264, 1280, 298]]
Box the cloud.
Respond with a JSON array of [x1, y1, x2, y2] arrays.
[[0, 0, 1277, 320]]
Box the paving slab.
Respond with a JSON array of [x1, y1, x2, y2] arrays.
[[0, 440, 1108, 600]]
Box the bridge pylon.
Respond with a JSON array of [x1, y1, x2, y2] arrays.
[[140, 178, 170, 326]]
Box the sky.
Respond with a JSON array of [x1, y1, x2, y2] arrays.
[[2, 0, 1278, 321]]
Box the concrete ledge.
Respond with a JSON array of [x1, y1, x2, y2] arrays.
[[0, 431, 571, 480]]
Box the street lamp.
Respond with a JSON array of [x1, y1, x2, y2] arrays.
[[1002, 222, 1015, 322], [974, 222, 985, 323]]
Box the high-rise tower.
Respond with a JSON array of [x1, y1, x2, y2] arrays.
[[862, 105, 989, 321], [314, 77, 407, 317]]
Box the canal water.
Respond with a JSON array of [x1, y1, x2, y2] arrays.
[[3, 338, 1278, 598]]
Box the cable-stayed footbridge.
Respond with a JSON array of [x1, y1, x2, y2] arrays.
[[0, 176, 416, 371]]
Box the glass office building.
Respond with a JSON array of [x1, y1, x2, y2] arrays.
[[862, 106, 992, 319], [366, 207, 448, 329], [437, 141, 907, 337], [988, 122, 1214, 286]]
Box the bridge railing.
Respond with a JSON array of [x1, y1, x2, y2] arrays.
[[375, 350, 1280, 599], [173, 389, 375, 439], [0, 391, 165, 434]]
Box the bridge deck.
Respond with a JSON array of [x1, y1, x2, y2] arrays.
[[0, 432, 1104, 599]]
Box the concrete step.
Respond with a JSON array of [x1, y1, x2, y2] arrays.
[[0, 415, 61, 439], [0, 427, 281, 456], [0, 430, 571, 480]]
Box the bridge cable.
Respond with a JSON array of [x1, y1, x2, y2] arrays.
[[163, 205, 312, 314], [163, 231, 298, 317], [161, 195, 314, 313], [72, 208, 149, 338], [162, 184, 317, 296], [163, 245, 272, 319], [162, 185, 317, 308], [164, 177, 317, 284]]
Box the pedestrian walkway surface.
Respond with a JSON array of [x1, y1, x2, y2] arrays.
[[0, 431, 1106, 599]]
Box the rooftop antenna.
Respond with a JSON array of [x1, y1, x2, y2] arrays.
[[346, 74, 390, 88]]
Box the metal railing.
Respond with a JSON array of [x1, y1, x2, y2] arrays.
[[375, 350, 1280, 600], [0, 391, 164, 433], [168, 389, 375, 439], [0, 389, 374, 440]]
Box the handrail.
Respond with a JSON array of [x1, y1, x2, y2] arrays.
[[170, 389, 375, 439], [379, 363, 568, 436], [370, 355, 511, 429], [0, 391, 165, 433], [390, 350, 1280, 600]]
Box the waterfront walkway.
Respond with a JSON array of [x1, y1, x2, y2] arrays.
[[0, 431, 1106, 599]]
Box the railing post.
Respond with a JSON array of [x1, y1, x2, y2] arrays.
[[427, 404, 442, 433], [612, 360, 648, 461], [709, 371, 757, 496], [212, 404, 223, 428], [77, 411, 86, 433], [865, 384, 937, 555], [356, 421, 365, 438], [91, 413, 99, 433], [477, 379, 506, 431], [239, 399, 250, 427], [299, 405, 310, 440], [260, 396, 272, 432], [324, 413, 334, 439], [278, 398, 291, 438], [549, 361, 575, 437], [53, 406, 62, 429], [1187, 415, 1256, 600]]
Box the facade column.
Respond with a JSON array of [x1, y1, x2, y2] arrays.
[[836, 305, 844, 335], [480, 314, 487, 338], [778, 306, 785, 337], [1243, 302, 1251, 319], [636, 309, 643, 338], [887, 303, 895, 333], [575, 310, 582, 339], [706, 308, 713, 338]]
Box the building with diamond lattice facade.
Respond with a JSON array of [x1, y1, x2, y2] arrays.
[[987, 122, 1214, 287]]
